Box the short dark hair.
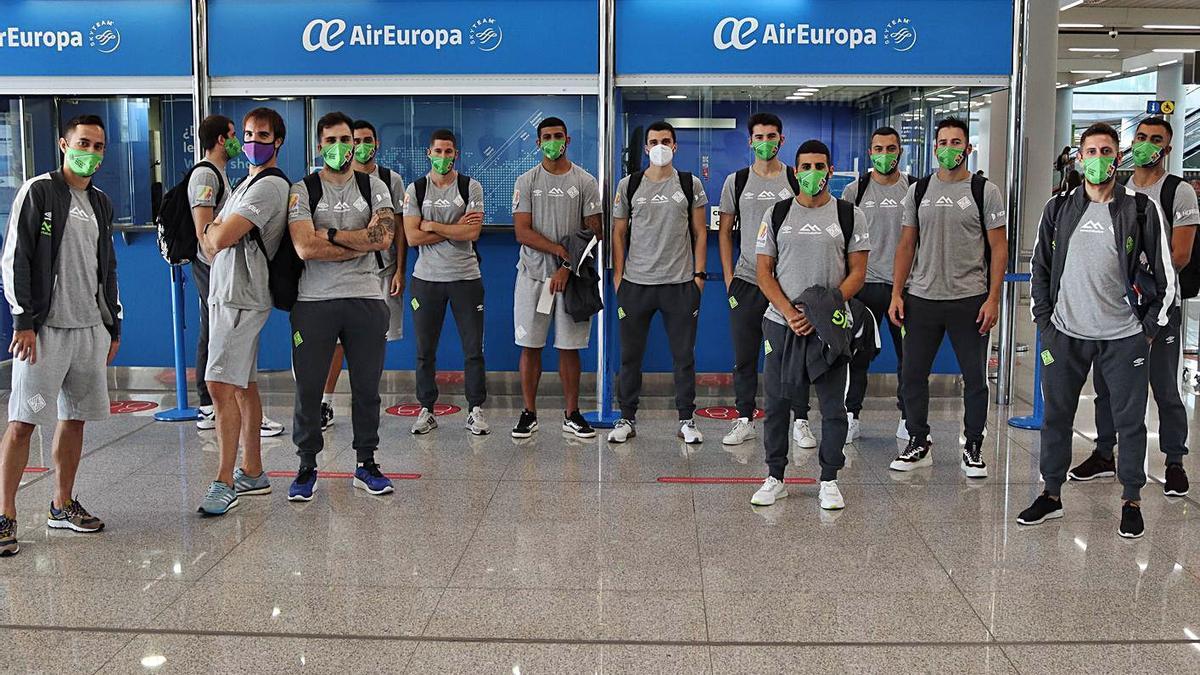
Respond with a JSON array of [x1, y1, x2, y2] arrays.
[[1079, 122, 1120, 149], [870, 126, 901, 145], [537, 116, 568, 135], [795, 139, 831, 165], [747, 112, 783, 135], [243, 107, 286, 142], [934, 117, 969, 140], [316, 111, 353, 140], [646, 120, 676, 143], [352, 119, 378, 140], [1137, 116, 1174, 139], [198, 114, 235, 152], [63, 114, 105, 139], [430, 128, 457, 148]]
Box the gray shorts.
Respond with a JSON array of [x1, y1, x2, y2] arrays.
[[9, 324, 110, 426], [513, 272, 592, 350], [382, 274, 404, 342], [206, 305, 270, 388]]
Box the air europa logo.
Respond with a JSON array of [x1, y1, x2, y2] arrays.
[[0, 18, 121, 54], [713, 16, 883, 51], [302, 16, 504, 53]]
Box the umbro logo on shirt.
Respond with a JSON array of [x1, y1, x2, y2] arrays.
[[635, 197, 648, 205], [936, 196, 955, 207], [862, 200, 876, 208], [1079, 220, 1107, 234], [68, 206, 92, 222], [316, 201, 330, 212], [780, 225, 794, 235], [651, 194, 671, 204], [532, 189, 544, 197]]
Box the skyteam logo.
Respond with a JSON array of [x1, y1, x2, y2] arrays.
[[883, 18, 917, 52], [88, 20, 120, 54], [713, 16, 878, 52], [469, 18, 503, 52]]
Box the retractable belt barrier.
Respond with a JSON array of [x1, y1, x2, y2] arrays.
[[154, 265, 200, 422], [1004, 272, 1042, 430]]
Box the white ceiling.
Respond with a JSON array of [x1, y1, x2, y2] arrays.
[[1058, 0, 1200, 85]]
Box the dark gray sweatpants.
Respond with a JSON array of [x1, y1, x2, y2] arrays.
[[1092, 305, 1187, 464], [191, 258, 212, 407], [728, 278, 806, 421], [616, 280, 700, 421], [411, 277, 487, 411], [762, 319, 848, 482], [846, 282, 905, 417], [291, 298, 388, 468], [1040, 327, 1149, 501]]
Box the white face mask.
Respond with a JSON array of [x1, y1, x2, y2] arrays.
[[648, 144, 674, 167]]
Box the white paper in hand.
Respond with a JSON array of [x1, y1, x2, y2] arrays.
[[536, 277, 555, 314]]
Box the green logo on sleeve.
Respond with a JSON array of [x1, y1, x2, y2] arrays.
[[39, 220, 51, 236], [617, 307, 626, 320], [1040, 349, 1054, 366], [763, 339, 773, 355], [728, 296, 739, 310], [410, 298, 420, 311], [293, 331, 303, 348]]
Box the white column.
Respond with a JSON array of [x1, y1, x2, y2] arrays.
[[1156, 61, 1186, 176], [1019, 0, 1058, 247], [977, 99, 992, 175], [988, 91, 1009, 185], [1055, 87, 1073, 153]]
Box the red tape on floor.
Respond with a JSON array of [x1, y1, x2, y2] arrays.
[[23, 467, 48, 473], [657, 476, 816, 485], [265, 471, 421, 480]]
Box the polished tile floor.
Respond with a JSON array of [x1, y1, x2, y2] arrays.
[[3, 385, 1200, 674]]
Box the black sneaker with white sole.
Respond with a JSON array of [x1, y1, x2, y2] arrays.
[[1068, 451, 1116, 481], [511, 409, 539, 438], [321, 402, 334, 432], [1017, 494, 1063, 525], [1118, 502, 1144, 539], [562, 410, 596, 438], [889, 438, 933, 471], [961, 439, 987, 478], [1164, 463, 1189, 497]]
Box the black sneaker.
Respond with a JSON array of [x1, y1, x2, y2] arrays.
[[889, 437, 933, 471], [562, 410, 596, 439], [321, 402, 335, 432], [961, 439, 987, 479], [1164, 463, 1189, 497], [1017, 494, 1063, 525], [511, 409, 539, 439], [1067, 451, 1115, 481], [1118, 501, 1145, 539]]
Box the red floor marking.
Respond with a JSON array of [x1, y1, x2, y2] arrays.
[[696, 373, 734, 387], [386, 403, 461, 417], [695, 406, 765, 421], [435, 371, 465, 385], [23, 467, 48, 474], [110, 400, 159, 414], [657, 476, 816, 485], [265, 471, 421, 480]]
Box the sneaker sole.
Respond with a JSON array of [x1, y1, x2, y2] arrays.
[[795, 439, 818, 449], [677, 433, 703, 444], [287, 487, 317, 502], [820, 501, 845, 510], [961, 461, 989, 479], [260, 428, 285, 438], [1118, 528, 1145, 539], [1016, 509, 1063, 526], [511, 423, 539, 439], [889, 457, 933, 472], [468, 428, 491, 436], [411, 424, 437, 435], [352, 478, 394, 495], [0, 545, 18, 556], [1164, 488, 1190, 497], [196, 421, 216, 431], [722, 435, 754, 446], [750, 490, 788, 506], [46, 519, 104, 533], [562, 424, 597, 439], [235, 486, 273, 496], [196, 498, 240, 517], [1068, 470, 1115, 481]]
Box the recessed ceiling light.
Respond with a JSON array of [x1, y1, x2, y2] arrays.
[[1059, 23, 1103, 28], [1069, 69, 1112, 74], [785, 95, 806, 100], [1068, 47, 1119, 53], [1153, 48, 1196, 53], [1143, 24, 1200, 30], [1076, 78, 1092, 84], [1060, 0, 1084, 10], [1129, 66, 1148, 73], [666, 94, 687, 99], [953, 90, 969, 94], [1056, 83, 1068, 88], [911, 97, 922, 101], [1158, 59, 1180, 66]]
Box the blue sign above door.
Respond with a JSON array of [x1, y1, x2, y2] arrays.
[[0, 1, 191, 76], [616, 0, 1014, 76], [208, 0, 599, 76]]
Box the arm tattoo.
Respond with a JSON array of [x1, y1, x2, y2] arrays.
[[368, 208, 395, 244]]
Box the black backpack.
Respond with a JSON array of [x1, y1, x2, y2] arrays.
[[768, 197, 857, 274], [1126, 175, 1194, 297], [156, 161, 225, 265], [732, 166, 800, 229], [852, 172, 917, 207], [235, 167, 294, 311], [912, 172, 991, 267], [413, 173, 480, 262]]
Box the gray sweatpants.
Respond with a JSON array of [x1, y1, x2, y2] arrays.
[[411, 277, 487, 411], [616, 280, 700, 421], [1040, 327, 1149, 501], [291, 298, 388, 468], [1092, 305, 1187, 464]]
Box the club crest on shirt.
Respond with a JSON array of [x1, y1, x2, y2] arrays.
[[453, 194, 465, 207], [566, 185, 580, 199], [671, 191, 686, 203], [825, 224, 841, 238], [353, 197, 368, 212], [956, 196, 973, 210]]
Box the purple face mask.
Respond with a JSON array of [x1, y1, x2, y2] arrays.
[[243, 140, 277, 166]]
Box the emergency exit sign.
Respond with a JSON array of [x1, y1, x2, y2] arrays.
[[1147, 100, 1176, 115]]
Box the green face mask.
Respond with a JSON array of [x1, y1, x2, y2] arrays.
[[1130, 141, 1163, 168], [935, 146, 965, 171], [65, 148, 102, 177], [430, 155, 454, 175], [798, 169, 828, 197], [752, 140, 780, 161], [540, 139, 566, 160], [1082, 156, 1116, 185], [353, 142, 377, 165], [871, 152, 898, 174], [321, 142, 352, 171], [224, 135, 242, 159]]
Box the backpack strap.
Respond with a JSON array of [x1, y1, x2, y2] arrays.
[[785, 166, 800, 196], [353, 167, 384, 269], [245, 168, 290, 259], [904, 173, 916, 186], [414, 176, 428, 217], [733, 167, 750, 227], [455, 173, 480, 262], [625, 170, 645, 208], [1161, 174, 1182, 227], [912, 175, 932, 231], [836, 198, 855, 275], [770, 198, 792, 236], [971, 172, 991, 264], [303, 172, 323, 215], [854, 173, 871, 207], [377, 166, 393, 200], [678, 171, 695, 212]]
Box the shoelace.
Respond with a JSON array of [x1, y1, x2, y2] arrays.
[[203, 484, 229, 502], [361, 463, 384, 479], [965, 443, 983, 464], [900, 440, 925, 460], [296, 469, 317, 484]]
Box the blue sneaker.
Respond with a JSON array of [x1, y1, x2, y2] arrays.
[[353, 462, 394, 495], [233, 468, 272, 496], [197, 481, 239, 516], [288, 468, 318, 502]]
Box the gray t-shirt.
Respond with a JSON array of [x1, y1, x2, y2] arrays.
[[368, 165, 406, 273], [719, 167, 796, 285], [512, 163, 603, 280], [288, 174, 392, 301], [612, 170, 709, 285], [902, 175, 1007, 300], [403, 173, 485, 283], [1051, 201, 1142, 341], [45, 188, 102, 328], [188, 164, 230, 265], [755, 198, 871, 326], [209, 173, 290, 311], [841, 175, 911, 285], [1129, 173, 1200, 229]]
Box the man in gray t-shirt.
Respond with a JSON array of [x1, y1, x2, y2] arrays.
[[509, 117, 604, 440], [607, 121, 709, 445], [283, 113, 397, 500], [402, 128, 489, 437], [888, 118, 1008, 480]]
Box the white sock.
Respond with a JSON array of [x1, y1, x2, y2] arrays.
[[322, 393, 334, 405]]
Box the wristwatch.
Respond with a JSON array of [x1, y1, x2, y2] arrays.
[[327, 228, 338, 244], [694, 271, 708, 281]]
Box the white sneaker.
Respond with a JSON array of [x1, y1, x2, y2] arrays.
[[750, 476, 788, 506], [722, 417, 757, 446], [607, 418, 636, 443], [896, 419, 910, 441], [411, 409, 438, 435], [259, 416, 284, 438], [819, 480, 845, 510], [465, 407, 490, 436], [793, 419, 817, 448], [845, 414, 860, 444], [678, 419, 704, 444], [196, 405, 215, 431]]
